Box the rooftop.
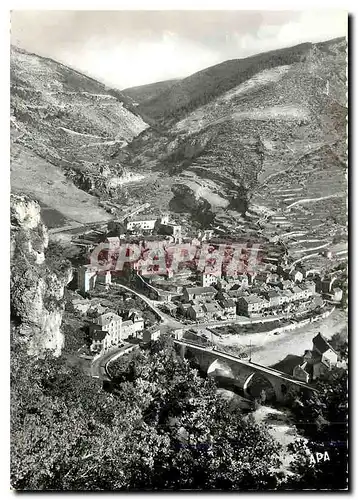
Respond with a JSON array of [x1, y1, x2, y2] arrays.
[[185, 286, 217, 296], [189, 304, 204, 313], [220, 299, 236, 308], [122, 320, 134, 328], [129, 214, 159, 222], [91, 330, 107, 341], [94, 312, 122, 326], [313, 333, 336, 355], [240, 294, 266, 304], [203, 302, 222, 313]]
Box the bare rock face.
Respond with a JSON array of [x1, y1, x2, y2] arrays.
[[10, 194, 72, 357]]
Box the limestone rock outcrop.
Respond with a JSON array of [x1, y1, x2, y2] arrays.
[[10, 194, 72, 357]]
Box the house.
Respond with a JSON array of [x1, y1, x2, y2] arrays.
[[292, 286, 305, 301], [262, 290, 283, 308], [227, 289, 248, 302], [312, 333, 338, 368], [183, 286, 217, 302], [201, 273, 220, 287], [331, 287, 343, 302], [89, 325, 108, 353], [160, 214, 170, 225], [178, 303, 192, 316], [143, 325, 161, 342], [158, 223, 182, 243], [312, 361, 330, 380], [106, 236, 121, 251], [237, 295, 268, 317], [289, 270, 304, 283], [197, 229, 214, 241], [96, 270, 112, 288], [281, 289, 293, 302], [91, 312, 122, 346], [253, 272, 270, 286], [202, 301, 223, 319], [162, 302, 178, 316], [78, 265, 97, 293], [304, 281, 316, 295], [127, 311, 145, 334], [186, 304, 205, 321], [215, 289, 231, 302], [120, 320, 133, 340], [293, 362, 311, 383], [172, 328, 184, 340], [266, 273, 281, 285], [229, 275, 250, 289], [127, 214, 169, 232], [320, 276, 337, 294], [219, 299, 236, 318], [296, 335, 339, 383], [278, 279, 293, 290], [127, 215, 158, 232]]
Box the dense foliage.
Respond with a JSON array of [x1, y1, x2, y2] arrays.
[[11, 337, 283, 491], [286, 364, 348, 490]]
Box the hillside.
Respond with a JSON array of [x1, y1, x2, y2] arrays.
[[122, 78, 180, 105], [10, 45, 149, 226], [138, 38, 345, 124], [119, 37, 347, 243], [10, 38, 347, 255]]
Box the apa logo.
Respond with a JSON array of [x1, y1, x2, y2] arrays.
[[309, 451, 330, 464]]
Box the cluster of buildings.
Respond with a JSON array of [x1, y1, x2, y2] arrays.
[[147, 263, 320, 320], [293, 333, 339, 383], [72, 215, 344, 347], [108, 213, 182, 243], [88, 310, 161, 353]]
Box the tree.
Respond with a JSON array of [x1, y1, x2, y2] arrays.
[[284, 365, 348, 490], [11, 336, 283, 490]]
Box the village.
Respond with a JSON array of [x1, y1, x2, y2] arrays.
[[61, 208, 347, 389]]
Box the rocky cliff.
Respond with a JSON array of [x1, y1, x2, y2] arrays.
[[10, 194, 72, 357]]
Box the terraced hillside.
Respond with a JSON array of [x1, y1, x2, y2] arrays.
[[10, 45, 149, 226], [120, 37, 346, 239], [11, 38, 347, 250]]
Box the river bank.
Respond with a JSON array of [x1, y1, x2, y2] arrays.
[[215, 308, 347, 367]]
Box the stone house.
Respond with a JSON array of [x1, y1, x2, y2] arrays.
[[202, 301, 223, 319], [291, 286, 306, 301], [312, 333, 338, 368], [186, 304, 205, 321], [293, 333, 339, 383], [262, 290, 284, 308], [178, 302, 192, 316], [293, 362, 311, 383], [91, 312, 122, 347], [183, 286, 217, 302], [237, 295, 268, 317], [89, 325, 108, 353], [142, 325, 161, 342], [219, 299, 236, 318], [162, 302, 178, 316], [78, 265, 97, 293]]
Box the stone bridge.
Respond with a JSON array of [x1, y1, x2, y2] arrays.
[[174, 340, 316, 403]]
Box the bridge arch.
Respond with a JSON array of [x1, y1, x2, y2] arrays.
[[243, 372, 278, 403], [207, 359, 235, 379]]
